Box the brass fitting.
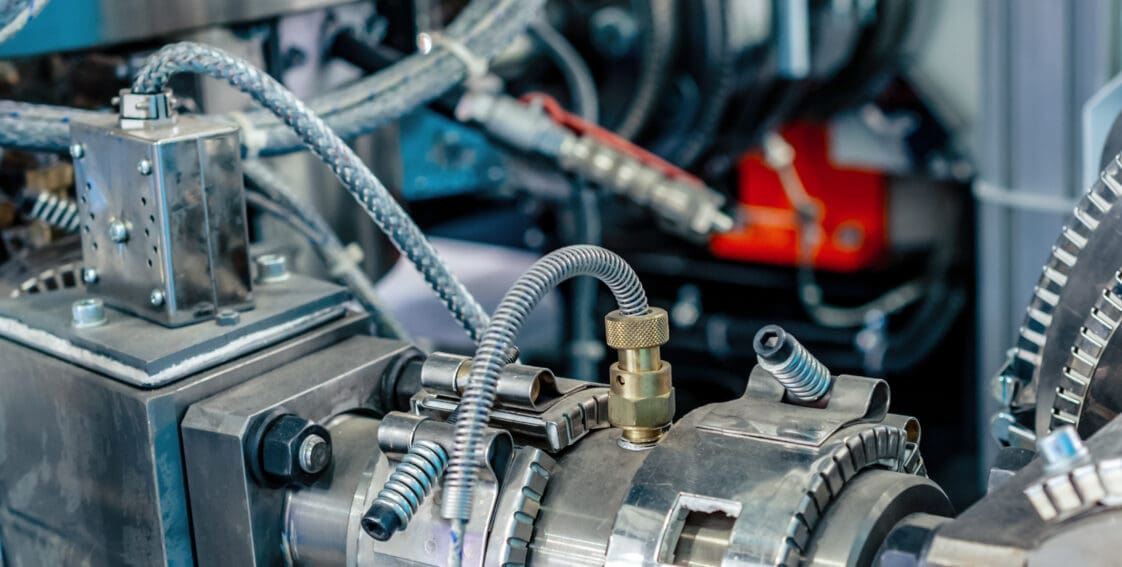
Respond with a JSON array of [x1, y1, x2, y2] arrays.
[[605, 307, 675, 446]]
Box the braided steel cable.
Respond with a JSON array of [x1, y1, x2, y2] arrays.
[[243, 161, 409, 340], [132, 43, 488, 342], [0, 0, 544, 153], [441, 245, 648, 530]]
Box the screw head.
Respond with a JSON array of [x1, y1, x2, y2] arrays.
[[137, 159, 153, 176], [255, 254, 289, 283], [82, 268, 99, 285], [992, 374, 1019, 407], [69, 143, 85, 159], [71, 298, 107, 328], [149, 289, 165, 307], [216, 308, 240, 326], [298, 435, 330, 474], [108, 219, 129, 243]]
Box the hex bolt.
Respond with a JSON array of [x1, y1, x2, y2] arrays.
[[258, 414, 332, 486], [149, 289, 165, 307], [108, 219, 129, 243], [82, 268, 99, 285], [255, 254, 289, 283], [1038, 425, 1090, 473], [298, 435, 331, 474], [71, 298, 107, 328], [137, 159, 153, 176], [754, 325, 833, 403], [216, 309, 240, 326], [69, 143, 84, 159]]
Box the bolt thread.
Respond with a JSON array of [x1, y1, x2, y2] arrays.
[[362, 440, 447, 541], [754, 324, 832, 402]]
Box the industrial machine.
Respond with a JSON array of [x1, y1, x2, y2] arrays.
[[0, 1, 1121, 566]]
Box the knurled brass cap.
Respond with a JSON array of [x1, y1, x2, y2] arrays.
[[604, 307, 669, 349]]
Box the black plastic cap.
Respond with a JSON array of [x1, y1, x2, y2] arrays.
[[362, 504, 402, 541], [754, 324, 794, 363]]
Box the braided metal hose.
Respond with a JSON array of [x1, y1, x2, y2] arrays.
[[0, 0, 544, 154], [131, 43, 489, 343], [361, 440, 448, 541], [441, 245, 648, 528], [243, 161, 409, 340], [0, 0, 48, 44]]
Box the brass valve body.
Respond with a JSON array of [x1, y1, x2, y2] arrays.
[[604, 307, 675, 446]]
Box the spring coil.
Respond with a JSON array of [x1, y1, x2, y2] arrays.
[[361, 440, 448, 541], [21, 190, 81, 232], [753, 324, 832, 402], [441, 245, 649, 522]]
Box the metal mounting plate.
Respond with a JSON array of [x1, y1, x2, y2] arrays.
[[0, 274, 350, 387]]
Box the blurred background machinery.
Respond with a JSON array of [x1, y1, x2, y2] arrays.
[[0, 0, 1122, 566]]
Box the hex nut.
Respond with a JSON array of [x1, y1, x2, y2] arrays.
[[604, 307, 670, 349], [608, 362, 674, 428], [260, 414, 332, 486]]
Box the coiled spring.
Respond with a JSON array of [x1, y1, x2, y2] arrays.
[[361, 440, 448, 541], [21, 190, 80, 232], [753, 324, 833, 402], [441, 245, 648, 523]]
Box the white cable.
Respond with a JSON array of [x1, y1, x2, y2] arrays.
[[0, 0, 48, 45]]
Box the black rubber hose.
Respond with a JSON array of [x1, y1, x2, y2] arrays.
[[612, 0, 678, 140], [667, 0, 737, 168]]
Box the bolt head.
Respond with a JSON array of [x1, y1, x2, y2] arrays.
[[992, 374, 1019, 406], [108, 219, 129, 243], [215, 309, 240, 326], [82, 268, 99, 285], [69, 143, 84, 159], [71, 298, 107, 328], [149, 289, 165, 307], [260, 414, 332, 486], [298, 435, 330, 474], [255, 254, 289, 283], [137, 159, 153, 175]]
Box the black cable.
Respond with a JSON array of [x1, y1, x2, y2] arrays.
[[611, 0, 678, 140]]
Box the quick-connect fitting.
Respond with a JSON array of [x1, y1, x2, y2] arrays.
[[605, 307, 675, 447]]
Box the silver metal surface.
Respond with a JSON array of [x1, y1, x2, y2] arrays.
[[528, 429, 651, 566], [0, 273, 349, 387], [421, 352, 580, 410], [699, 366, 889, 447], [71, 112, 252, 327], [181, 334, 414, 566], [0, 310, 369, 566], [803, 471, 954, 567], [921, 415, 1122, 566]]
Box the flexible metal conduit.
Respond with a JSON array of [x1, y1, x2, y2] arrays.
[[0, 0, 544, 154], [440, 245, 648, 554], [130, 43, 488, 342]]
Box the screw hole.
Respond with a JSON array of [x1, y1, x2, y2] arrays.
[[91, 241, 98, 250], [141, 197, 147, 206], [147, 258, 153, 268], [144, 227, 150, 237], [149, 214, 155, 224], [615, 375, 625, 386]]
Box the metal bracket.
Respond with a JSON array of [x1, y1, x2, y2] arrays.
[[697, 366, 889, 447]]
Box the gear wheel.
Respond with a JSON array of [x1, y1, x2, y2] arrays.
[[1002, 154, 1122, 439]]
